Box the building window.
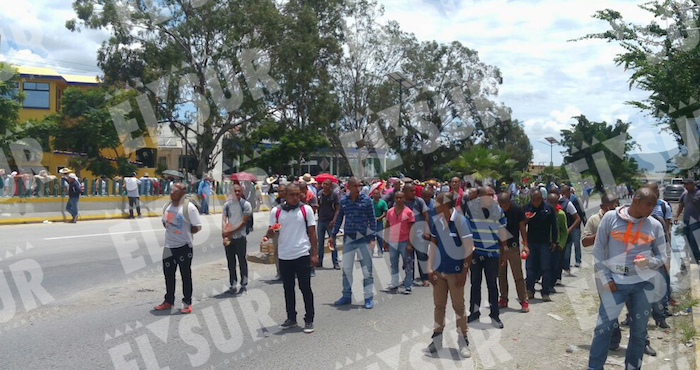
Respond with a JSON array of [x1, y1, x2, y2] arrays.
[[136, 148, 156, 168], [22, 82, 50, 109]]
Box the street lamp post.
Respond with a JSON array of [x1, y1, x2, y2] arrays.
[[544, 137, 558, 167]]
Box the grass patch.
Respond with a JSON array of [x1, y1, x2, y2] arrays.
[[680, 297, 700, 312], [678, 319, 698, 342]]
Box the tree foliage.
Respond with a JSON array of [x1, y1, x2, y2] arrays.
[[560, 115, 640, 190], [577, 1, 700, 157], [0, 63, 22, 146], [68, 0, 283, 176]]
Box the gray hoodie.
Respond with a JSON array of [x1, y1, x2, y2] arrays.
[[593, 205, 667, 285]]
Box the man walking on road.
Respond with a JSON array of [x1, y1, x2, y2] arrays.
[[124, 172, 142, 219], [524, 189, 558, 302], [464, 186, 507, 329], [424, 191, 474, 358], [222, 184, 252, 295], [588, 188, 668, 370], [384, 191, 415, 294], [372, 189, 388, 258], [561, 185, 585, 270], [331, 177, 378, 309], [404, 183, 431, 286], [198, 175, 212, 215], [66, 174, 81, 223], [154, 183, 202, 314], [497, 193, 530, 313], [316, 179, 340, 272], [267, 183, 318, 333], [674, 178, 700, 263]]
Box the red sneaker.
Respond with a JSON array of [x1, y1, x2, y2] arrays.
[[181, 303, 192, 314], [153, 302, 173, 311], [669, 298, 679, 306], [498, 298, 508, 309], [520, 301, 530, 313]]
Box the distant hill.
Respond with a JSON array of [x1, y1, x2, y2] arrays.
[[630, 148, 680, 174]]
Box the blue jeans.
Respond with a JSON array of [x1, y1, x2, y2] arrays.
[[389, 240, 412, 289], [200, 196, 209, 214], [550, 248, 561, 290], [341, 237, 373, 300], [66, 197, 79, 218], [684, 222, 700, 261], [588, 281, 654, 370], [526, 242, 553, 294], [375, 221, 384, 256], [563, 227, 581, 269], [317, 220, 338, 267]]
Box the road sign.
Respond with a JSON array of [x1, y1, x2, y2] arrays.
[[320, 158, 330, 171]]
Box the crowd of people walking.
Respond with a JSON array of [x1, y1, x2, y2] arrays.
[[145, 172, 683, 368]]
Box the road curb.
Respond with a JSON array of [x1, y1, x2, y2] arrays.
[[691, 263, 700, 370]]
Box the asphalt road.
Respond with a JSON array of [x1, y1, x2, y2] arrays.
[[2, 197, 670, 370]]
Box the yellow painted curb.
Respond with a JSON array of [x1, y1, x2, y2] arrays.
[[0, 194, 228, 204], [0, 210, 224, 225]]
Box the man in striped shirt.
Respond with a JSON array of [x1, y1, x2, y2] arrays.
[[464, 186, 507, 329]]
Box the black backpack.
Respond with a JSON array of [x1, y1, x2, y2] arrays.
[[239, 199, 254, 234]]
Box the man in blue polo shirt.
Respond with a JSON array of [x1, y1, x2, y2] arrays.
[[464, 186, 507, 329]]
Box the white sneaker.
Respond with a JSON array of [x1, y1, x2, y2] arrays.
[[459, 345, 471, 358]]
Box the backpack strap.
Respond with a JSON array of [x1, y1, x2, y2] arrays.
[[275, 205, 310, 227], [182, 198, 191, 225], [301, 205, 308, 227]]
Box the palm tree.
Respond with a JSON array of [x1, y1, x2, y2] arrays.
[[449, 146, 516, 181]]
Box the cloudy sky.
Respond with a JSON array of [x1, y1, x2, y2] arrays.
[[0, 0, 681, 171]]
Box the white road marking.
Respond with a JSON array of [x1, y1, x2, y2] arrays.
[[44, 229, 160, 240]]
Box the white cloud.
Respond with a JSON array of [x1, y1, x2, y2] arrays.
[[0, 0, 681, 168]]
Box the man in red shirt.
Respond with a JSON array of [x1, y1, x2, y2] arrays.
[[451, 177, 464, 209], [384, 191, 415, 294]]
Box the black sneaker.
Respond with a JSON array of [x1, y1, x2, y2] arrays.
[[333, 263, 340, 270], [645, 343, 657, 356], [303, 322, 314, 334], [227, 286, 238, 295], [467, 313, 480, 323], [279, 319, 297, 330], [656, 319, 670, 329], [310, 270, 316, 277], [238, 287, 248, 295], [491, 317, 504, 329]]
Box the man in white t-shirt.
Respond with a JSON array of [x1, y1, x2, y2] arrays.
[[222, 184, 253, 295], [123, 172, 142, 219], [154, 182, 202, 314], [266, 183, 318, 334]]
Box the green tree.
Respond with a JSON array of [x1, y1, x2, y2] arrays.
[[448, 145, 516, 181], [0, 63, 22, 147], [481, 119, 533, 173], [577, 0, 700, 170], [559, 115, 640, 190], [32, 87, 145, 178], [67, 0, 284, 177], [385, 40, 510, 179]]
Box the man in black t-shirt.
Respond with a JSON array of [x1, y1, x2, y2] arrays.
[[497, 194, 530, 312], [316, 179, 341, 271]]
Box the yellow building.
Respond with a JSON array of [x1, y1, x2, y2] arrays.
[[13, 66, 156, 178]]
